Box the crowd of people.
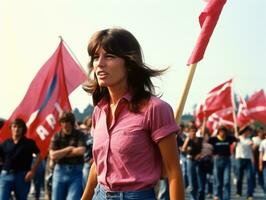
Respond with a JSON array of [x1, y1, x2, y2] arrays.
[[0, 112, 93, 200], [177, 121, 266, 200], [1, 114, 266, 200]]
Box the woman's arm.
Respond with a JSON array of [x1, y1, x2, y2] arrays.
[[158, 133, 185, 200], [81, 162, 98, 200]]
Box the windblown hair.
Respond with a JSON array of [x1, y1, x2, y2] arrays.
[[85, 27, 167, 112]]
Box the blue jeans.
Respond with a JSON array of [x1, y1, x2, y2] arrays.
[[157, 178, 169, 200], [93, 184, 156, 200], [52, 164, 83, 200], [83, 162, 91, 188], [0, 170, 31, 200], [235, 158, 254, 197], [33, 159, 46, 199], [213, 156, 231, 200], [197, 161, 207, 200], [180, 153, 188, 188], [187, 158, 199, 200]]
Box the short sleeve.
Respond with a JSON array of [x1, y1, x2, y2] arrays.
[[49, 132, 60, 150], [145, 97, 179, 143], [76, 130, 86, 147], [30, 139, 40, 154]]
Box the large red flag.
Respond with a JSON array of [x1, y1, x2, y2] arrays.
[[187, 0, 227, 65], [238, 90, 266, 127], [0, 41, 87, 158], [197, 79, 233, 119]]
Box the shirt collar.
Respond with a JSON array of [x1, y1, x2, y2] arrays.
[[97, 91, 132, 109]]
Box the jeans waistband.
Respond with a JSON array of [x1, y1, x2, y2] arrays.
[[97, 184, 156, 199]]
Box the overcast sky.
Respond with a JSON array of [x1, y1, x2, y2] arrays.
[[1, 0, 266, 119]]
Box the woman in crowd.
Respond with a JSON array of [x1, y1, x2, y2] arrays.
[[81, 27, 184, 200]]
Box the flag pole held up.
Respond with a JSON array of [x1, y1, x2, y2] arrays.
[[175, 0, 227, 123]]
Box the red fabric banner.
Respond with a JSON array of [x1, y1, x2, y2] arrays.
[[0, 41, 87, 158], [237, 95, 252, 128], [237, 90, 266, 127], [206, 107, 234, 133], [187, 0, 227, 65], [195, 79, 233, 122]]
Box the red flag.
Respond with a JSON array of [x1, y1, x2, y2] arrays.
[[206, 107, 234, 133], [187, 0, 227, 65], [237, 95, 252, 128], [194, 103, 204, 127], [0, 41, 87, 158], [247, 90, 266, 125], [197, 79, 233, 119], [237, 90, 266, 127]]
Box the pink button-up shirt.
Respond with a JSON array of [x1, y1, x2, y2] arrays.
[[91, 93, 179, 191]]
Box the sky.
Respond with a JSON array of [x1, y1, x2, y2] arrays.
[[1, 0, 266, 119]]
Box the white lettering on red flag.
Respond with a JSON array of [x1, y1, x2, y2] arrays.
[[0, 41, 87, 158]]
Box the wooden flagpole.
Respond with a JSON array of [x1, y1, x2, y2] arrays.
[[175, 63, 197, 124]]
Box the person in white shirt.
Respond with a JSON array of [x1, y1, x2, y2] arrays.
[[235, 126, 254, 200]]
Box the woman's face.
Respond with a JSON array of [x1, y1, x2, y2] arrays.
[[92, 47, 128, 90]]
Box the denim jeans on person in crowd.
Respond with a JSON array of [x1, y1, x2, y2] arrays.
[[52, 164, 83, 200], [235, 158, 254, 197], [93, 184, 156, 200], [33, 159, 46, 199], [0, 170, 30, 200], [197, 161, 207, 200], [180, 153, 188, 188], [157, 178, 170, 200], [213, 156, 231, 200], [83, 162, 91, 188], [187, 158, 198, 200]]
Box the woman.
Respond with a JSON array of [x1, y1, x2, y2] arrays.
[[81, 28, 184, 200]]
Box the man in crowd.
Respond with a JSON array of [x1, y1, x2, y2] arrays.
[[49, 111, 86, 200], [0, 118, 41, 200]]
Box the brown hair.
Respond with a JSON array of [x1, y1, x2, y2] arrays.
[[10, 118, 27, 135], [85, 28, 167, 112], [59, 111, 76, 126]]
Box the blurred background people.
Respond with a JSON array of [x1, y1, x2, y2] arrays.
[[0, 118, 41, 200], [49, 111, 86, 200]]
